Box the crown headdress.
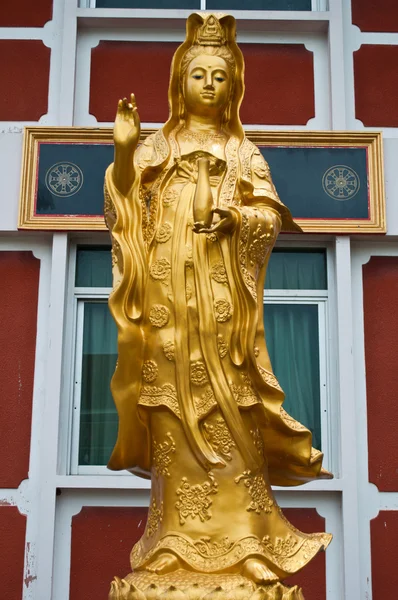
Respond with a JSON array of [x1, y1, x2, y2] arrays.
[[195, 15, 226, 46]]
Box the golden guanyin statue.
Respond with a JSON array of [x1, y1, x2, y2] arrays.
[[105, 13, 332, 600]]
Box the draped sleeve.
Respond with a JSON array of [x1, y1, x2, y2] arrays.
[[221, 138, 332, 486]]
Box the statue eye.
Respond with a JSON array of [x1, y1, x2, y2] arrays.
[[215, 76, 225, 83], [192, 74, 204, 80]]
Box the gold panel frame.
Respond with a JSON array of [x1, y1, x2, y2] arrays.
[[19, 127, 386, 233]]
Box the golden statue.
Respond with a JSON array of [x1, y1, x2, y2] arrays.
[[104, 13, 332, 600]]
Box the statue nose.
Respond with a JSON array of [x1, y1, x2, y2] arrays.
[[204, 74, 213, 88]]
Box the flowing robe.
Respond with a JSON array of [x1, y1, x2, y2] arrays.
[[104, 127, 332, 577]]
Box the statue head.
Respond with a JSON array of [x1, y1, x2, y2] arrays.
[[164, 13, 245, 138]]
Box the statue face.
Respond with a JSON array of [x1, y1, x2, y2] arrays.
[[183, 54, 231, 119]]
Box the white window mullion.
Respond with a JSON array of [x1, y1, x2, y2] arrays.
[[70, 300, 85, 475], [318, 299, 330, 468]]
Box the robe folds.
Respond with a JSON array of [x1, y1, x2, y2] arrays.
[[104, 126, 332, 577]]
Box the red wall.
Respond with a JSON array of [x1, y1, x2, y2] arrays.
[[0, 40, 50, 121], [354, 45, 398, 127], [0, 252, 40, 488], [363, 256, 398, 492], [371, 511, 398, 598], [70, 506, 148, 600], [284, 509, 327, 600], [0, 507, 27, 600], [352, 0, 398, 33], [90, 41, 314, 125], [0, 0, 52, 27], [69, 506, 325, 599]]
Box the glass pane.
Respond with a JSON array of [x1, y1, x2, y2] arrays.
[[75, 246, 112, 287], [96, 0, 200, 7], [265, 249, 327, 290], [264, 303, 321, 449], [207, 0, 311, 9], [79, 302, 118, 466]]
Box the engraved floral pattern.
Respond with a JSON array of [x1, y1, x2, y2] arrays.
[[280, 407, 307, 431], [194, 536, 233, 556], [146, 497, 163, 538], [230, 375, 260, 407], [163, 340, 175, 361], [206, 233, 218, 243], [155, 222, 172, 244], [194, 387, 217, 419], [153, 432, 176, 477], [150, 257, 171, 281], [190, 361, 208, 386], [139, 383, 180, 417], [262, 534, 297, 557], [142, 360, 158, 383], [175, 473, 218, 525], [250, 428, 264, 456], [249, 223, 272, 268], [235, 471, 273, 514], [149, 304, 170, 328], [186, 283, 193, 301], [211, 261, 228, 284], [217, 335, 228, 358], [204, 418, 235, 461], [163, 187, 179, 206], [258, 365, 282, 391], [214, 299, 233, 323]]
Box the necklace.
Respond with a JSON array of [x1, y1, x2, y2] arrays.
[[180, 127, 226, 150]]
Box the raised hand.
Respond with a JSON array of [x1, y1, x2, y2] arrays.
[[113, 94, 140, 195], [114, 93, 141, 152]]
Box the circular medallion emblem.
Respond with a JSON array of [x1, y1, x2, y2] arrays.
[[322, 165, 360, 201], [45, 162, 83, 197]]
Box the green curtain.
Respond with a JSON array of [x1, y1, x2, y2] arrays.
[[79, 302, 118, 466], [264, 304, 321, 450], [266, 249, 327, 290], [75, 246, 112, 287]]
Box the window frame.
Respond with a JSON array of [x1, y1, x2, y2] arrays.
[[64, 238, 338, 478], [79, 0, 328, 11]]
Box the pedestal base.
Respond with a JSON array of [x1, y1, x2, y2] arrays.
[[108, 570, 304, 600]]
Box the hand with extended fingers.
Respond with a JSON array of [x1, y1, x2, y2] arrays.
[[114, 93, 141, 153]]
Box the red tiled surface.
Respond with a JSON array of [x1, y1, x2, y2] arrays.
[[70, 506, 148, 599], [363, 256, 398, 491], [354, 45, 398, 127], [371, 511, 398, 598], [352, 0, 398, 33], [0, 507, 27, 598], [90, 41, 314, 125], [0, 252, 39, 488], [0, 0, 52, 27], [0, 41, 50, 121]]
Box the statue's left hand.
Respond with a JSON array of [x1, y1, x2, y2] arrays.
[[194, 207, 237, 234]]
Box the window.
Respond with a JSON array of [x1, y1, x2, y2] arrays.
[[79, 0, 327, 11], [264, 249, 329, 453], [70, 245, 331, 474]]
